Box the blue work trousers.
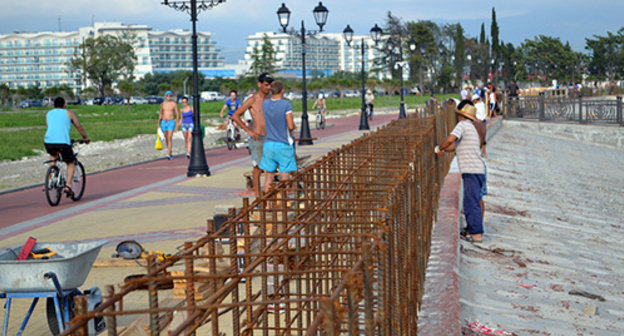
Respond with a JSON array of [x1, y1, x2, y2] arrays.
[[463, 173, 485, 234]]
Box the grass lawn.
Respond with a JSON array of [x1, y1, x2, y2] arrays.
[[0, 94, 457, 161]]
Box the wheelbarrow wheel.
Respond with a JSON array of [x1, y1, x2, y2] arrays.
[[46, 294, 75, 335]]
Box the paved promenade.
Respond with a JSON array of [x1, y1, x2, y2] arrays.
[[0, 113, 397, 335]]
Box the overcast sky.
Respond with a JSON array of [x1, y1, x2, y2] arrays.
[[1, 0, 622, 63]]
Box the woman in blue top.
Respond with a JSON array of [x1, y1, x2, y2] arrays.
[[180, 97, 194, 158]]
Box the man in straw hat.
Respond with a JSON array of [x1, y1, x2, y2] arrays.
[[436, 101, 486, 243]]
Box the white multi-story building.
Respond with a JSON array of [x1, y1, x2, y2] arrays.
[[243, 31, 390, 79], [0, 22, 229, 93]]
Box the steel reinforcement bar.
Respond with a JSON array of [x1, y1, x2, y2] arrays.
[[62, 102, 456, 336]]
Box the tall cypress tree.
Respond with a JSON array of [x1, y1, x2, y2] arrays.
[[491, 7, 500, 59], [479, 23, 486, 45], [454, 23, 465, 87]]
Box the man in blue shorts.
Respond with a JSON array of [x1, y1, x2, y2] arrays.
[[158, 90, 180, 159], [259, 80, 297, 193], [44, 97, 90, 198]]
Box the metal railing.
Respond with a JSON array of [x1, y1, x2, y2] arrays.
[[62, 103, 457, 336], [504, 93, 623, 125]]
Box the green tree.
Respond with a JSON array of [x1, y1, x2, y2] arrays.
[[118, 80, 135, 112], [0, 84, 11, 106], [249, 34, 279, 76], [490, 8, 500, 80], [68, 35, 137, 96], [585, 28, 624, 81], [454, 24, 465, 89], [406, 21, 436, 88], [516, 35, 580, 84]]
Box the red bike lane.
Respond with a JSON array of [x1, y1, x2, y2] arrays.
[[0, 113, 397, 231]]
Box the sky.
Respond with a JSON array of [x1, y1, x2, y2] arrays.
[[1, 0, 623, 63]]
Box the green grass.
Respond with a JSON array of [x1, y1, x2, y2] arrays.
[[0, 94, 457, 161]]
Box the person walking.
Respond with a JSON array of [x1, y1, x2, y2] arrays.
[[232, 73, 273, 198], [365, 89, 375, 119], [158, 90, 180, 160], [180, 96, 194, 158], [44, 97, 90, 199], [437, 103, 486, 243], [259, 80, 297, 194]]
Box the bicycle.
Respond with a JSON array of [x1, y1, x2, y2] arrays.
[[315, 108, 326, 130], [44, 139, 88, 206], [366, 104, 373, 120], [225, 116, 241, 150]]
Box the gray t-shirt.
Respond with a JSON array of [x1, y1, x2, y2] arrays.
[[451, 120, 485, 174], [262, 98, 293, 145]]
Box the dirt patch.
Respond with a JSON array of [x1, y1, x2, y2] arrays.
[[486, 203, 530, 217]]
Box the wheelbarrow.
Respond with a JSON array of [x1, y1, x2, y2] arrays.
[[0, 240, 107, 335]]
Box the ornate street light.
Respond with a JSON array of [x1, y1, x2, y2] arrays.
[[343, 24, 372, 130], [276, 2, 329, 145], [162, 0, 225, 177]]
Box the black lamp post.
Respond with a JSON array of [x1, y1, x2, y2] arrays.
[[465, 48, 472, 82], [277, 2, 328, 146], [370, 25, 413, 119], [343, 24, 375, 130], [162, 0, 224, 177]]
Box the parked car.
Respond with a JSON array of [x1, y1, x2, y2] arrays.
[[129, 96, 147, 104], [93, 97, 105, 105], [18, 100, 43, 108], [145, 96, 164, 104], [343, 90, 359, 98], [200, 91, 221, 102], [66, 98, 82, 105]]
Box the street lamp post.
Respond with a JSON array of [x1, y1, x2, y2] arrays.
[[370, 25, 414, 119], [162, 0, 225, 177], [277, 2, 328, 146], [342, 24, 369, 130]]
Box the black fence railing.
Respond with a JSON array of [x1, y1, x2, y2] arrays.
[[504, 93, 623, 125]]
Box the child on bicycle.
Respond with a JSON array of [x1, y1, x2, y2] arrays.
[[220, 90, 242, 136], [44, 97, 89, 198]]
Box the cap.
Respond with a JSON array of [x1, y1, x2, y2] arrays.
[[472, 94, 481, 101], [257, 72, 274, 83], [455, 105, 476, 121], [165, 90, 173, 96]]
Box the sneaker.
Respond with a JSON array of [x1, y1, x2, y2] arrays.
[[167, 155, 173, 160], [186, 153, 190, 159]]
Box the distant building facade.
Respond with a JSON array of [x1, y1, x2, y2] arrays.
[[243, 31, 389, 79], [0, 22, 229, 93]]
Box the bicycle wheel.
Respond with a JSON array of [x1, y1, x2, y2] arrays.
[[226, 128, 234, 150], [321, 114, 326, 129], [315, 113, 321, 130], [71, 161, 86, 201], [45, 165, 62, 206]]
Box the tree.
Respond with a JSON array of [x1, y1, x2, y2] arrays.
[[406, 21, 436, 88], [490, 8, 500, 60], [479, 23, 486, 46], [454, 24, 465, 88], [516, 35, 580, 84], [0, 84, 11, 107], [118, 80, 135, 112], [249, 34, 279, 76], [68, 35, 137, 96], [585, 29, 624, 81]]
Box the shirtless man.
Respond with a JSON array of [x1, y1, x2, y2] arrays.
[[232, 73, 273, 198], [158, 90, 180, 160]]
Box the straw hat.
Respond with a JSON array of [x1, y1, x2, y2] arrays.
[[455, 105, 476, 121]]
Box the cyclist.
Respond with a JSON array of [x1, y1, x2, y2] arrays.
[[44, 97, 89, 199], [220, 90, 242, 138], [312, 92, 326, 120]]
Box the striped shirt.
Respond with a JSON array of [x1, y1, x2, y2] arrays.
[[451, 120, 485, 174]]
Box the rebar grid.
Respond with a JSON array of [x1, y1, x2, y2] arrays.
[[62, 103, 456, 336]]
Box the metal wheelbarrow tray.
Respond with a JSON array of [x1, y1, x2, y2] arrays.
[[0, 240, 107, 293]]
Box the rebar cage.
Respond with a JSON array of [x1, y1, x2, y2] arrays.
[[62, 102, 456, 336]]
